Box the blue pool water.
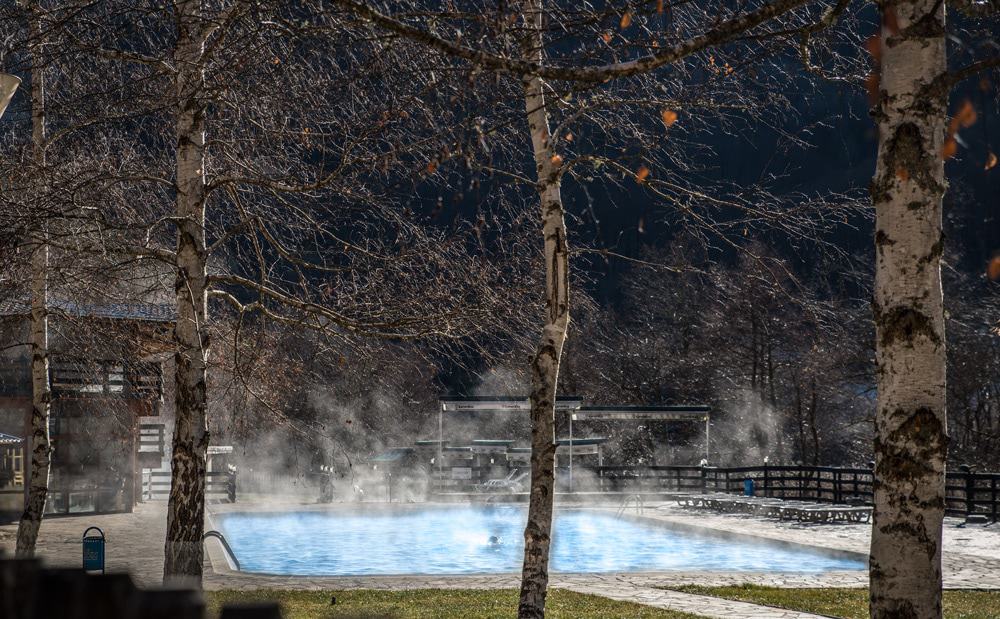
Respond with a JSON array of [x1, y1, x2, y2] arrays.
[[216, 506, 865, 576]]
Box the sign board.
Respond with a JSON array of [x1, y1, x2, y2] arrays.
[[556, 444, 600, 455], [440, 397, 582, 412], [470, 445, 509, 454], [449, 400, 527, 411], [82, 526, 105, 574], [574, 410, 709, 421], [451, 467, 473, 480]]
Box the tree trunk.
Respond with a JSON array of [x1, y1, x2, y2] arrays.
[[15, 2, 51, 558], [869, 0, 948, 616], [794, 376, 807, 463], [163, 0, 211, 584], [518, 1, 571, 617], [766, 337, 783, 462], [809, 377, 820, 467]]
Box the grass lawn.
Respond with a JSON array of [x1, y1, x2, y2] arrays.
[[670, 585, 1000, 619], [206, 588, 706, 618]]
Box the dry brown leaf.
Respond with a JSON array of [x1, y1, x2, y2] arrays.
[[865, 73, 880, 106], [601, 32, 612, 44], [941, 138, 958, 160], [956, 100, 977, 129], [635, 165, 651, 183], [550, 154, 564, 167], [988, 256, 1000, 281], [864, 35, 881, 60], [620, 11, 632, 29], [661, 109, 678, 127], [987, 152, 998, 171]]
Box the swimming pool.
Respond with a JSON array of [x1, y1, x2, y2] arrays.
[[215, 505, 865, 576]]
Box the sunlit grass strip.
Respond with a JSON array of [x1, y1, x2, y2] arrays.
[[667, 585, 1000, 619], [206, 588, 707, 619]]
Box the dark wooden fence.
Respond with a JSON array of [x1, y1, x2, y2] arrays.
[[591, 464, 999, 520], [0, 558, 278, 619], [430, 462, 1000, 520]]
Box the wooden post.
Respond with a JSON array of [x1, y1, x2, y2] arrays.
[[961, 465, 974, 518], [128, 410, 137, 512], [992, 477, 997, 523]]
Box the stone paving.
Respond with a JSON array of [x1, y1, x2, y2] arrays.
[[2, 498, 999, 618]]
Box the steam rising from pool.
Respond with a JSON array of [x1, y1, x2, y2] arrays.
[[216, 506, 865, 576]]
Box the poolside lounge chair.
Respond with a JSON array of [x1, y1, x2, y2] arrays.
[[782, 504, 872, 523], [675, 492, 872, 524], [476, 469, 530, 493]]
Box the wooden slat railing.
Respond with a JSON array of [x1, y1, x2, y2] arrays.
[[433, 462, 1000, 520]]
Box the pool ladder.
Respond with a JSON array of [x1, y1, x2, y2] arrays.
[[616, 494, 645, 516], [203, 530, 241, 571]]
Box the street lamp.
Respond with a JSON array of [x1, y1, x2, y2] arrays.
[[0, 73, 21, 119]]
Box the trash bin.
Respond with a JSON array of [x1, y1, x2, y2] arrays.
[[743, 478, 755, 497], [82, 526, 105, 574]]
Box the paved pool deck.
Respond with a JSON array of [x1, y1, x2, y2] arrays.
[[2, 498, 998, 618]]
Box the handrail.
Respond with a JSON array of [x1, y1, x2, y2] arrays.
[[616, 494, 644, 516], [203, 530, 240, 571]]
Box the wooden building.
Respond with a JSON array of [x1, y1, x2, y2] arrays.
[[0, 302, 173, 518]]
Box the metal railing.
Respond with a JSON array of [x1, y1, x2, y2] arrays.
[[0, 358, 163, 398], [146, 470, 237, 503], [138, 423, 165, 455], [616, 494, 644, 516], [203, 530, 240, 570]]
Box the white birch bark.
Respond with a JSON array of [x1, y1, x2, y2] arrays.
[[518, 1, 571, 616], [163, 0, 211, 584], [15, 2, 51, 559], [0, 73, 20, 119], [870, 0, 948, 616]]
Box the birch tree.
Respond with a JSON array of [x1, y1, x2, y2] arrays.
[[13, 0, 52, 559], [516, 3, 569, 613], [868, 1, 999, 615], [870, 0, 1000, 618], [162, 0, 213, 581], [869, 0, 948, 605]]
